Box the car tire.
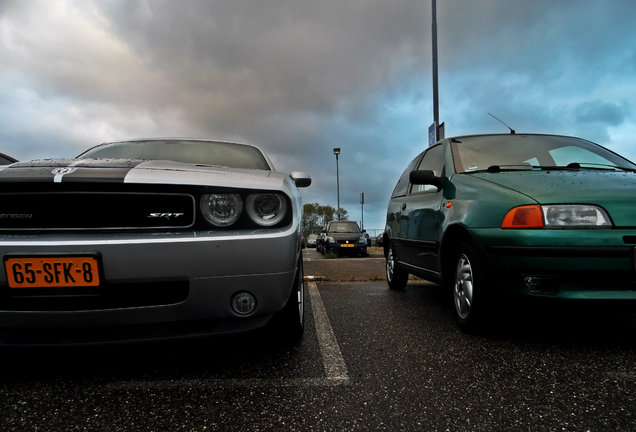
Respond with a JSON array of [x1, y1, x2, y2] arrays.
[[271, 253, 305, 343], [452, 241, 487, 331], [386, 244, 408, 291]]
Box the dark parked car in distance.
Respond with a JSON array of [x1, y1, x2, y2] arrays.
[[0, 152, 17, 165], [318, 220, 367, 256], [384, 133, 636, 330]]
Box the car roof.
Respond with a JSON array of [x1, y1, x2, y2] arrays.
[[441, 132, 588, 142]]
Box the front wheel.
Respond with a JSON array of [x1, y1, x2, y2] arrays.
[[271, 254, 305, 343], [452, 241, 487, 330], [386, 244, 408, 291]]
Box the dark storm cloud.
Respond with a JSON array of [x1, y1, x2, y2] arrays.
[[575, 101, 627, 127], [91, 0, 431, 146]]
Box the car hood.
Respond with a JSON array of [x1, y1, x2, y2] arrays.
[[471, 170, 636, 227], [0, 158, 290, 191]]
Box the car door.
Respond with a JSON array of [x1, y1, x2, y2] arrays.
[[400, 143, 446, 276], [385, 154, 423, 260]]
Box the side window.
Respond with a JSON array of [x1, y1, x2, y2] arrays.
[[391, 154, 423, 198], [411, 144, 445, 194]]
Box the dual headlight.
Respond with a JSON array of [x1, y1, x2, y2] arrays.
[[502, 204, 612, 229], [200, 193, 288, 227]]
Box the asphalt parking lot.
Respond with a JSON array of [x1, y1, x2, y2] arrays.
[[0, 250, 635, 431], [303, 246, 386, 281]]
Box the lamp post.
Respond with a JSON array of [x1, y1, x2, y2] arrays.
[[432, 0, 439, 135], [431, 0, 444, 141], [360, 192, 364, 230], [333, 148, 341, 220]]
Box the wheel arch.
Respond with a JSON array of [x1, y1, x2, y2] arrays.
[[439, 224, 473, 285], [382, 232, 391, 258]]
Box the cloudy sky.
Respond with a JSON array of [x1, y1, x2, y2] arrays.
[[2, 0, 636, 230]]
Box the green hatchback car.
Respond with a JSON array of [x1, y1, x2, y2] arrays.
[[384, 133, 636, 330]]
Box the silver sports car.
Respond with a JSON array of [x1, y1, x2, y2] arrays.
[[0, 139, 311, 345]]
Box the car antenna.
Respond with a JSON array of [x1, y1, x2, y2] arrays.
[[488, 113, 516, 134]]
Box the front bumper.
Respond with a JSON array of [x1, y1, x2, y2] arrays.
[[325, 242, 367, 254], [470, 228, 636, 300], [0, 228, 299, 345]]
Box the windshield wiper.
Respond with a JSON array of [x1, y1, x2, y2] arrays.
[[526, 163, 635, 172], [466, 162, 636, 174], [466, 165, 535, 173], [564, 162, 636, 172]]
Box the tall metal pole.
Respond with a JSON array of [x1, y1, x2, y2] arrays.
[[336, 154, 340, 219], [333, 148, 341, 220], [432, 0, 440, 136], [360, 192, 365, 230]]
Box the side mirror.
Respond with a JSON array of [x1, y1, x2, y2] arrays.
[[290, 171, 311, 188], [409, 170, 443, 189]]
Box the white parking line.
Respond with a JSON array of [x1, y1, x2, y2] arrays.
[[107, 280, 349, 389], [307, 281, 349, 383]]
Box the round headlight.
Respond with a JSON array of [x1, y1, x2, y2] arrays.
[[200, 194, 243, 227], [246, 193, 288, 226]]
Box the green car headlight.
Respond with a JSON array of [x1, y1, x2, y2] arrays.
[[542, 205, 612, 227], [200, 193, 243, 227]]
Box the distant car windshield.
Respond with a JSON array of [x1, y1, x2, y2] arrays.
[[77, 140, 271, 170], [451, 135, 636, 173], [329, 221, 360, 233]]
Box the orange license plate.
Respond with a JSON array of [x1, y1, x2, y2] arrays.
[[340, 244, 354, 248], [4, 256, 100, 288]]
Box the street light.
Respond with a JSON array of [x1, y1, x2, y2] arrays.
[[360, 192, 364, 230], [333, 148, 341, 220], [431, 0, 444, 141]]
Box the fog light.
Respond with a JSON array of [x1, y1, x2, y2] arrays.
[[232, 291, 256, 315]]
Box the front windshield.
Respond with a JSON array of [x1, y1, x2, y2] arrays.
[[329, 222, 360, 233], [77, 140, 271, 170], [451, 135, 636, 173]]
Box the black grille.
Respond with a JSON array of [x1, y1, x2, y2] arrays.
[[0, 192, 195, 230]]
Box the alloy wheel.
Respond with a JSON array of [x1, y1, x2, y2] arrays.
[[454, 253, 474, 320], [386, 248, 396, 282]]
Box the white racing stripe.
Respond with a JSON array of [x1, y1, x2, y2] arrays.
[[52, 160, 84, 183], [53, 169, 74, 183], [107, 280, 350, 389]]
